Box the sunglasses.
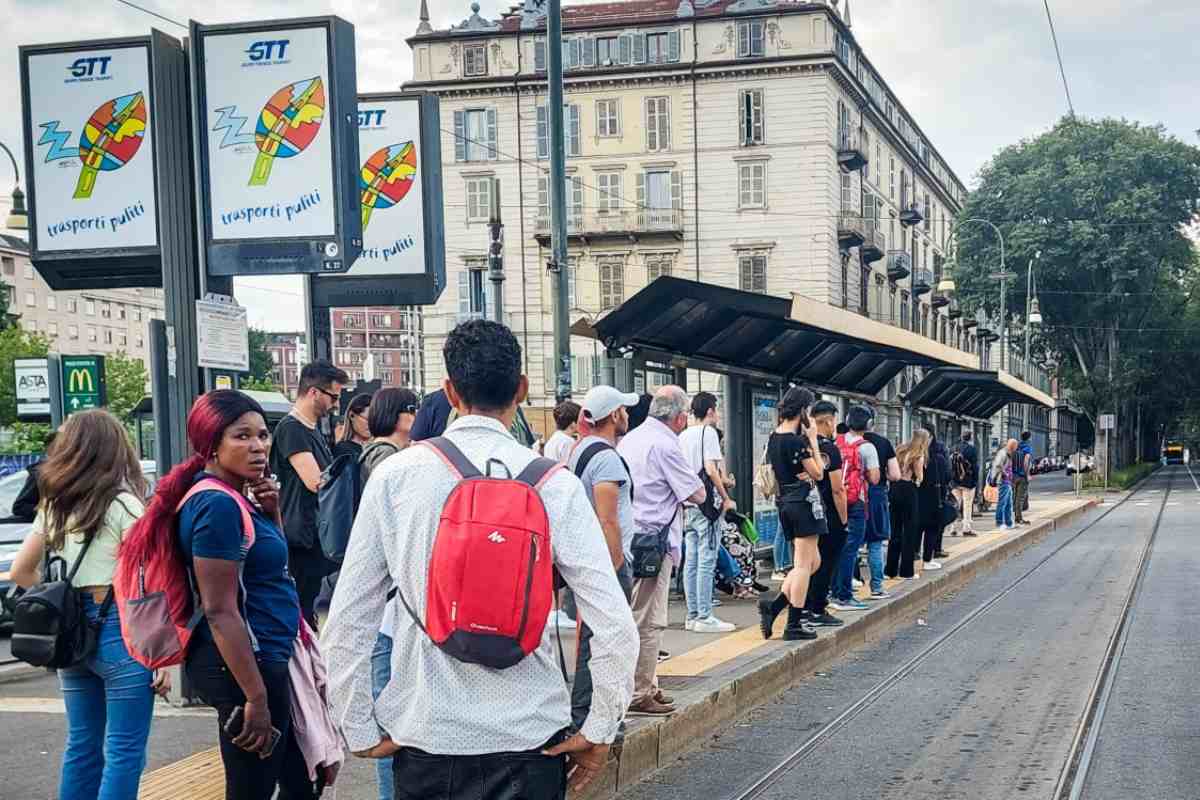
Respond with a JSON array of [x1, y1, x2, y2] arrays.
[[315, 387, 340, 403]]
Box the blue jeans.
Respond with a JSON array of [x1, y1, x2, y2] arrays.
[[683, 507, 720, 620], [996, 483, 1014, 527], [372, 632, 395, 800], [866, 485, 892, 593], [833, 502, 867, 603], [773, 522, 794, 571], [59, 595, 155, 800]]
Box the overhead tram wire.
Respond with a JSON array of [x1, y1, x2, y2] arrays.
[[111, 0, 188, 29], [1042, 0, 1076, 119]]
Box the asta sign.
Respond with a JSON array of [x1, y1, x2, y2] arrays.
[[19, 31, 189, 290], [192, 17, 362, 276], [15, 358, 52, 420], [61, 355, 107, 414], [311, 92, 446, 308]]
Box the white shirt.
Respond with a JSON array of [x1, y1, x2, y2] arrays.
[[678, 424, 721, 507], [542, 430, 576, 464], [322, 415, 637, 755]]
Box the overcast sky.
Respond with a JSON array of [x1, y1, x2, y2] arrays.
[[1, 0, 1196, 331]]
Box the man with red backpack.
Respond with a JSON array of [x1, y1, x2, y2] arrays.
[[828, 405, 882, 612], [322, 319, 637, 799]]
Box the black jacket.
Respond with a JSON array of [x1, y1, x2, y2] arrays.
[[952, 442, 979, 490]]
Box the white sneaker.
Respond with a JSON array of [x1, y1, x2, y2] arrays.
[[692, 616, 736, 633], [548, 610, 576, 629], [684, 618, 696, 631], [1005, 524, 1017, 530], [851, 578, 864, 589], [771, 571, 788, 581], [924, 560, 943, 570]]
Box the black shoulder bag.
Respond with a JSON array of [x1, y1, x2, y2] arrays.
[[11, 532, 112, 669], [696, 425, 724, 522]]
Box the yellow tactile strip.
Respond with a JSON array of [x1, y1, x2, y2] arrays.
[[138, 746, 224, 800]]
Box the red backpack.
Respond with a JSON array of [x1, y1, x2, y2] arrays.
[[835, 434, 870, 508], [395, 437, 560, 669], [113, 479, 255, 670]]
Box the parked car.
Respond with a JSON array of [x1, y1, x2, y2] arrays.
[[1066, 453, 1093, 476]]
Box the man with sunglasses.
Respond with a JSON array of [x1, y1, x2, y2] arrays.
[[271, 359, 350, 626]]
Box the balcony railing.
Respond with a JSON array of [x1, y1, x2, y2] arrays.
[[837, 211, 866, 249], [911, 268, 935, 296], [535, 208, 684, 241], [947, 299, 963, 319], [899, 203, 924, 228], [861, 226, 885, 264], [886, 250, 911, 282], [930, 291, 950, 309], [838, 129, 868, 173]]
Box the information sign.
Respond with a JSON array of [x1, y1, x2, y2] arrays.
[[15, 358, 52, 419], [1099, 414, 1116, 431], [196, 295, 250, 371], [61, 355, 107, 414]]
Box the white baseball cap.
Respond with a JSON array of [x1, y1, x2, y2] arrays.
[[581, 385, 640, 422]]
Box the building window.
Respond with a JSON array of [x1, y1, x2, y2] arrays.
[[596, 99, 620, 137], [596, 172, 622, 213], [49, 322, 58, 337], [88, 326, 98, 342], [538, 175, 584, 227], [24, 291, 35, 308], [119, 333, 128, 347], [133, 308, 142, 322], [739, 89, 764, 146], [47, 295, 56, 311], [646, 254, 673, 282], [69, 324, 79, 340], [537, 103, 580, 158], [889, 288, 897, 324], [1, 257, 12, 276], [23, 264, 34, 279], [874, 141, 881, 186], [862, 129, 871, 181], [599, 256, 624, 310], [737, 19, 765, 58], [85, 299, 96, 316], [738, 162, 767, 209], [463, 43, 487, 77], [370, 313, 392, 328], [466, 177, 493, 223], [457, 261, 489, 320], [739, 254, 767, 293], [900, 293, 910, 329], [597, 36, 618, 65], [645, 32, 670, 64], [117, 304, 126, 320], [889, 157, 896, 201], [636, 169, 679, 227], [453, 108, 498, 162], [924, 192, 932, 232], [645, 97, 670, 152]]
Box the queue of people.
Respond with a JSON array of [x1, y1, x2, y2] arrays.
[[6, 314, 1041, 800]]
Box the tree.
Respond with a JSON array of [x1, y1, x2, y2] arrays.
[[953, 117, 1200, 466], [0, 327, 50, 426], [104, 351, 149, 422], [246, 328, 275, 383], [240, 376, 280, 393]]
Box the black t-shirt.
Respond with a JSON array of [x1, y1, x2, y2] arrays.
[[864, 432, 897, 489], [331, 440, 363, 460], [768, 431, 815, 492], [270, 414, 333, 551], [816, 436, 845, 532]]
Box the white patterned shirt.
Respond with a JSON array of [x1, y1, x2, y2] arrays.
[[322, 415, 637, 755]]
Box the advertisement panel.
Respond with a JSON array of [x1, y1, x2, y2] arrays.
[[15, 358, 52, 419], [751, 390, 780, 549]]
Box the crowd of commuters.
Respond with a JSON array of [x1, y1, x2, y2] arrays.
[[6, 312, 1043, 800]]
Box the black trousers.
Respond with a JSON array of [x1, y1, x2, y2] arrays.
[[571, 563, 633, 730], [886, 480, 921, 579], [185, 633, 321, 800], [392, 733, 569, 800], [921, 518, 946, 562], [289, 546, 330, 628], [805, 526, 847, 615]]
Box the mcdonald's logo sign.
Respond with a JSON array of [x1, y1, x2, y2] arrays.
[[61, 355, 106, 415], [67, 368, 94, 394]]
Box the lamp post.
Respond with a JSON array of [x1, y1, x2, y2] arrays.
[[1024, 251, 1043, 381], [0, 142, 29, 231], [937, 217, 1012, 369]]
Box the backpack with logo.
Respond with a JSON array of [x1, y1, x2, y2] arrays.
[[317, 453, 365, 565], [11, 532, 109, 669], [835, 434, 870, 507], [395, 437, 560, 669], [113, 479, 255, 670]]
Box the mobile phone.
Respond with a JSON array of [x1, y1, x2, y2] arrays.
[[224, 705, 282, 757]]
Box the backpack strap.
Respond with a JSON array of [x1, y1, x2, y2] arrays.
[[516, 456, 562, 490], [420, 437, 482, 480], [177, 479, 256, 552], [574, 441, 634, 499]]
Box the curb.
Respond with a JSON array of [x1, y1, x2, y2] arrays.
[[584, 497, 1100, 798], [0, 662, 48, 686]]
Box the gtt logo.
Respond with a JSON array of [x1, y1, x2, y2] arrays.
[[68, 56, 112, 78], [358, 109, 386, 127], [246, 40, 290, 62]]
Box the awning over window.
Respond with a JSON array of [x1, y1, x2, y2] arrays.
[[905, 368, 1054, 419]]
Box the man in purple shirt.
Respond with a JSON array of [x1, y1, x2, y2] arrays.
[[617, 386, 705, 716]]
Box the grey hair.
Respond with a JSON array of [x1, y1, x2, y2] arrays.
[[649, 386, 688, 422]]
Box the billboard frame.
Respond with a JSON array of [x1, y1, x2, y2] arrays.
[[189, 16, 362, 277], [310, 91, 446, 308]]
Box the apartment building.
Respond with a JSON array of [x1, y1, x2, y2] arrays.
[[329, 307, 422, 390], [265, 332, 305, 398], [406, 0, 972, 422], [0, 234, 165, 364]]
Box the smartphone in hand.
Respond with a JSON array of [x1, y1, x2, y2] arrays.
[[224, 705, 282, 757]]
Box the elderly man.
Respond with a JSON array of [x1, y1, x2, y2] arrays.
[[618, 386, 706, 716], [990, 439, 1019, 530]]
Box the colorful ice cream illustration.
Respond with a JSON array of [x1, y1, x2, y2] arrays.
[[74, 91, 147, 199], [249, 77, 325, 186], [359, 141, 417, 231]]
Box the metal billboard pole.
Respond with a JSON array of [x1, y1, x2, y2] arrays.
[[548, 0, 572, 401]]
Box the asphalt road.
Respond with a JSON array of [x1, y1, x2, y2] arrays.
[[618, 467, 1193, 800]]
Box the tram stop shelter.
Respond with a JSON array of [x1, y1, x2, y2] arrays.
[[571, 276, 1053, 513]]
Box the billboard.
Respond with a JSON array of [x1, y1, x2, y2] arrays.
[[19, 34, 186, 289], [15, 358, 52, 419], [192, 17, 362, 276], [311, 92, 446, 308]]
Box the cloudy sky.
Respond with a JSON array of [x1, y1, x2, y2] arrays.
[[1, 0, 1196, 331]]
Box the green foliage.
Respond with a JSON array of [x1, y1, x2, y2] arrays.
[[246, 328, 275, 383], [0, 422, 53, 454], [0, 327, 51, 426], [104, 352, 149, 421], [240, 376, 280, 393], [1083, 461, 1158, 490]]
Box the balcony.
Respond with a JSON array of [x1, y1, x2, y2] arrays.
[[837, 130, 868, 173], [886, 250, 912, 282], [861, 225, 885, 264], [961, 316, 978, 330], [899, 203, 924, 228], [837, 211, 866, 249], [947, 299, 963, 319], [535, 208, 683, 243], [912, 268, 935, 296], [930, 291, 950, 309]]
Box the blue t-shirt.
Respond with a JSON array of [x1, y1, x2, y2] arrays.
[[1014, 442, 1034, 477], [177, 475, 300, 663]]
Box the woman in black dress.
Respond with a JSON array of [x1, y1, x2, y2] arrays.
[[918, 429, 952, 570], [758, 386, 826, 641]]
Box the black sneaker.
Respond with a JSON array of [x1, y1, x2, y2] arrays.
[[758, 596, 782, 640], [782, 624, 818, 641], [808, 611, 844, 627]]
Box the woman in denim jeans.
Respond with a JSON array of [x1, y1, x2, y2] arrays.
[[10, 410, 169, 800]]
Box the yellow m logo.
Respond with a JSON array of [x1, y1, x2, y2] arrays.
[[68, 369, 94, 393]]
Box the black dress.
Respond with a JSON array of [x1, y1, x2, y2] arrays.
[[918, 443, 951, 561], [768, 431, 827, 539]]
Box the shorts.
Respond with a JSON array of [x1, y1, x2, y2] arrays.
[[778, 485, 827, 539]]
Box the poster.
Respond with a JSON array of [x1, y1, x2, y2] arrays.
[[350, 96, 427, 276], [751, 390, 780, 548], [196, 296, 250, 371], [25, 45, 158, 252], [202, 26, 335, 240], [15, 358, 51, 418]]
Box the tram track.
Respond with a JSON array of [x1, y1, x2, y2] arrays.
[[725, 468, 1174, 800]]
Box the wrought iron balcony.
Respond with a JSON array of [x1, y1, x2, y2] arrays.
[[912, 268, 935, 296], [899, 203, 924, 228], [837, 211, 866, 249], [961, 316, 978, 330], [930, 291, 950, 309], [886, 250, 912, 282], [535, 208, 684, 243], [947, 299, 963, 319], [861, 225, 885, 264], [838, 129, 868, 173]]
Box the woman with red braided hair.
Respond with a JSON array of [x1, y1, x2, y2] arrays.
[[121, 390, 319, 799]]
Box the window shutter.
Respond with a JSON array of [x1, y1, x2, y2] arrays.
[[485, 108, 498, 159], [538, 175, 549, 219], [569, 38, 581, 69], [453, 110, 466, 161], [668, 30, 681, 62], [737, 22, 749, 57], [536, 104, 548, 159], [582, 37, 596, 67], [670, 170, 683, 214], [534, 39, 547, 72], [753, 90, 764, 142], [568, 105, 581, 156], [752, 20, 765, 56], [572, 176, 584, 218], [632, 33, 647, 64], [636, 171, 646, 227], [457, 271, 470, 315], [618, 33, 632, 64], [661, 99, 671, 149]]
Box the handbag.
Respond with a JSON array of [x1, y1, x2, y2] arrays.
[[696, 425, 723, 522], [11, 532, 110, 669], [630, 507, 679, 579], [983, 484, 1000, 504], [753, 440, 778, 500], [939, 492, 960, 529]]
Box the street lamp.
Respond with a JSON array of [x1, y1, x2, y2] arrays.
[[0, 142, 28, 231], [940, 218, 1010, 368]]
